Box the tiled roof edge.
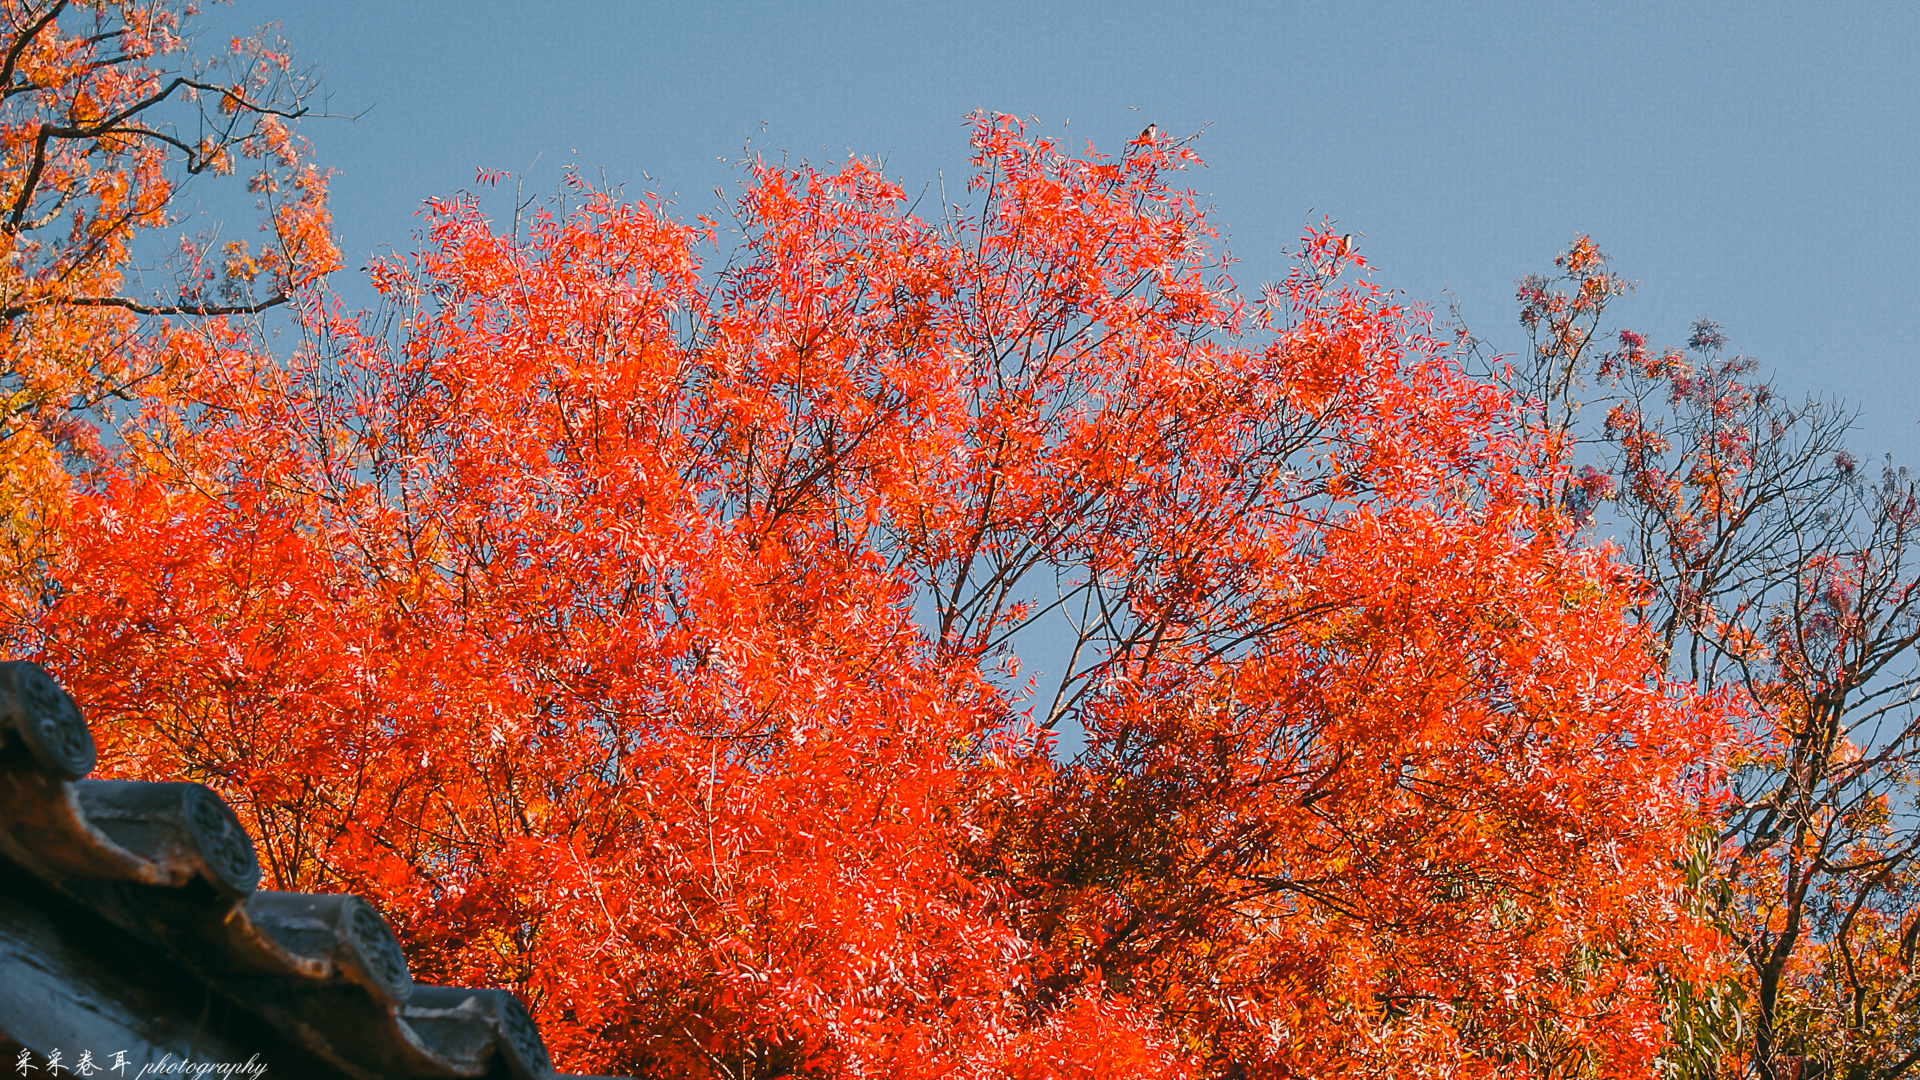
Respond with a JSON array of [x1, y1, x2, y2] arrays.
[[0, 660, 572, 1080]]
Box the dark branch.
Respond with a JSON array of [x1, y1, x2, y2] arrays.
[[0, 1, 68, 94], [1, 292, 288, 320]]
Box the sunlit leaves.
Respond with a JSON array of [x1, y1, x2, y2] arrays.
[[28, 119, 1725, 1078]]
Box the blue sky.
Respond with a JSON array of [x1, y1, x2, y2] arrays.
[[185, 1, 1917, 750], [206, 1, 1919, 462]]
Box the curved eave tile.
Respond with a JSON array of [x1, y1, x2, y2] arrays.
[[0, 661, 575, 1080]]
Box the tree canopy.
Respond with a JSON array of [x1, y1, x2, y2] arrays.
[[28, 5, 1916, 1078], [12, 102, 1728, 1075]]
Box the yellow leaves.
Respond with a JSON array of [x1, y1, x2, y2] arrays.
[[68, 87, 102, 125], [199, 138, 234, 176], [1840, 790, 1889, 831], [481, 925, 535, 982], [221, 240, 258, 283], [1559, 580, 1604, 612]]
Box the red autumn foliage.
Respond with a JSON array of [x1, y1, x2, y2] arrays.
[[0, 0, 336, 651], [18, 112, 1728, 1077]]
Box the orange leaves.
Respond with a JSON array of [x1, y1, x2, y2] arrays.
[[1021, 488, 1725, 1073], [0, 3, 338, 649], [15, 117, 1733, 1078]]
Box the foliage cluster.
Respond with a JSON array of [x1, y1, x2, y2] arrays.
[[7, 5, 1912, 1079]]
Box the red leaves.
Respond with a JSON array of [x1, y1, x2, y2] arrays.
[[23, 117, 1728, 1077]]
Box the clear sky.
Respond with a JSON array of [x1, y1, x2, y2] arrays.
[[203, 0, 1919, 462], [187, 1, 1917, 751]]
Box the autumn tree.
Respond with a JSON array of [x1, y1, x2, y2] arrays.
[[0, 0, 336, 638], [1506, 240, 1920, 1079], [16, 120, 1726, 1078]]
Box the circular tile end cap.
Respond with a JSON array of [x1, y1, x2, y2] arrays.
[[497, 991, 554, 1080], [182, 782, 263, 895], [342, 897, 415, 1004], [2, 661, 93, 780]]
